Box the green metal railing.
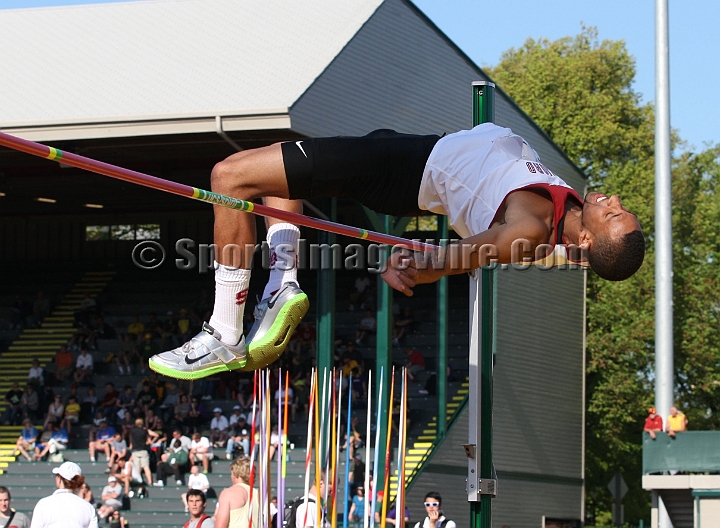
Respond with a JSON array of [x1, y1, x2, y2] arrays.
[[643, 431, 720, 474]]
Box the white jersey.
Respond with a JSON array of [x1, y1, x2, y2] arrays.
[[419, 123, 574, 239]]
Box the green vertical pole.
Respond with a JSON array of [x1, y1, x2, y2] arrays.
[[375, 214, 393, 492], [316, 198, 336, 383], [436, 216, 449, 437], [470, 80, 496, 528]]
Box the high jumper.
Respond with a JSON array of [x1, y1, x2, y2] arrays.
[[149, 123, 644, 379]]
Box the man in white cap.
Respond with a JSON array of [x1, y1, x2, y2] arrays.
[[30, 461, 98, 527], [209, 408, 229, 448], [97, 476, 124, 520]]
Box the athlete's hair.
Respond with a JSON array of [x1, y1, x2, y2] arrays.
[[589, 230, 645, 281], [424, 491, 442, 505], [230, 455, 251, 482], [0, 486, 10, 499], [186, 489, 206, 504]]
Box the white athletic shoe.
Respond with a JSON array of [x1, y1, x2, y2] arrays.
[[148, 323, 246, 380]]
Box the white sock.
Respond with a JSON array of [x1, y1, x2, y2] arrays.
[[262, 223, 300, 299], [208, 262, 251, 345]]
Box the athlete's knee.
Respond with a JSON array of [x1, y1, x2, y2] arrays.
[[211, 151, 255, 197]]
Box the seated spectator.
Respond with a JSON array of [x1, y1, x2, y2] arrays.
[[33, 290, 51, 321], [404, 348, 426, 381], [144, 313, 162, 340], [158, 385, 179, 424], [189, 433, 213, 474], [186, 397, 207, 432], [78, 482, 94, 505], [137, 334, 159, 375], [101, 383, 120, 425], [28, 359, 45, 388], [3, 381, 24, 426], [174, 393, 191, 431], [73, 348, 94, 384], [643, 407, 663, 440], [155, 430, 192, 486], [116, 334, 136, 376], [127, 316, 144, 342], [136, 383, 157, 414], [34, 422, 69, 461], [15, 419, 39, 461], [113, 458, 143, 497], [20, 384, 39, 421], [226, 421, 250, 460], [229, 405, 246, 427], [44, 394, 65, 428], [79, 292, 97, 316], [177, 309, 192, 342], [54, 345, 74, 382], [97, 477, 123, 521], [82, 390, 99, 424], [61, 395, 81, 434], [349, 273, 372, 311], [355, 311, 376, 345], [383, 502, 410, 527], [92, 315, 116, 341], [351, 368, 368, 403], [108, 510, 127, 528], [89, 421, 116, 462], [117, 385, 136, 422], [10, 295, 28, 330], [666, 406, 688, 437], [209, 408, 230, 448], [393, 307, 416, 346], [158, 311, 180, 349], [107, 432, 127, 474], [181, 465, 210, 513]]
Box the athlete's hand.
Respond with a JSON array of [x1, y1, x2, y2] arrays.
[[381, 247, 418, 296]]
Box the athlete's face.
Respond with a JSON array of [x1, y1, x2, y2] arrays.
[[0, 492, 9, 515], [580, 192, 641, 246], [187, 495, 206, 517]]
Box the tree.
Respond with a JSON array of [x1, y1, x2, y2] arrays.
[[488, 26, 720, 525]]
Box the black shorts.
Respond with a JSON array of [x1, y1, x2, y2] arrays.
[[281, 129, 441, 216]]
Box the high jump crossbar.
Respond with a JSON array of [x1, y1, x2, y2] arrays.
[[0, 131, 439, 253]]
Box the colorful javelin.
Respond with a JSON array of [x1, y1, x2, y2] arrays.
[[0, 132, 439, 252]]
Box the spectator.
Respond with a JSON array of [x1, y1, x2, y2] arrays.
[[44, 394, 65, 428], [61, 395, 81, 434], [341, 355, 360, 378], [174, 393, 191, 431], [189, 433, 213, 474], [92, 316, 116, 341], [82, 390, 99, 424], [355, 311, 376, 346], [226, 421, 250, 460], [101, 383, 120, 425], [113, 458, 143, 497], [177, 309, 192, 343], [20, 384, 39, 421], [136, 383, 157, 414], [33, 290, 51, 320], [348, 486, 365, 524], [349, 273, 372, 311], [181, 465, 210, 513], [413, 492, 455, 528], [3, 382, 24, 425], [144, 313, 162, 340], [393, 307, 415, 346], [117, 386, 136, 422], [89, 421, 115, 462], [210, 408, 230, 448], [666, 406, 688, 437], [79, 292, 97, 316], [158, 385, 179, 424], [108, 509, 127, 528], [348, 454, 365, 497], [97, 476, 123, 520], [186, 397, 206, 432], [159, 311, 180, 349], [15, 419, 39, 462], [78, 482, 94, 505], [129, 418, 158, 487], [297, 321, 317, 353], [185, 489, 214, 528], [127, 316, 144, 342], [0, 486, 31, 528], [215, 456, 260, 528], [28, 359, 44, 388], [384, 502, 410, 527], [294, 473, 327, 528], [114, 334, 131, 376], [155, 429, 192, 486], [54, 345, 74, 382], [73, 348, 94, 384], [643, 407, 663, 440], [10, 295, 28, 331], [404, 348, 426, 381], [107, 433, 127, 473], [34, 422, 69, 462], [138, 334, 159, 374]]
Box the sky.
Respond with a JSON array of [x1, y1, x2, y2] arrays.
[[1, 0, 717, 151]]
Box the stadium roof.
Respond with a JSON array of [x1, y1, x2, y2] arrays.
[[0, 0, 383, 140]]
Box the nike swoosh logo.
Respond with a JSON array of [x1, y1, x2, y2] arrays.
[[185, 352, 212, 365], [296, 141, 308, 158]]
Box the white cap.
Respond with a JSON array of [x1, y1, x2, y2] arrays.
[[213, 407, 222, 413], [108, 476, 117, 482], [52, 461, 82, 480]]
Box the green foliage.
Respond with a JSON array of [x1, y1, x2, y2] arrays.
[[489, 26, 720, 525]]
